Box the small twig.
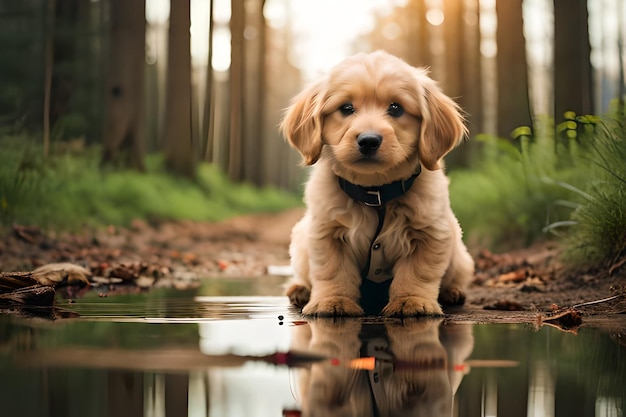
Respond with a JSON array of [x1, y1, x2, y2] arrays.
[[608, 256, 626, 275], [572, 293, 623, 309]]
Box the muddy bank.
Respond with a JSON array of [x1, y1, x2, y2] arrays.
[[1, 208, 624, 318]]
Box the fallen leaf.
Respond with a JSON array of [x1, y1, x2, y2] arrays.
[[32, 263, 91, 286], [497, 270, 527, 283], [217, 260, 229, 271], [182, 252, 198, 265]]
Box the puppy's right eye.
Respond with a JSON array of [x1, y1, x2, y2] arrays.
[[339, 103, 355, 116], [387, 102, 404, 118]]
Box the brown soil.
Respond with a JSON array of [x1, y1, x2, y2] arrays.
[[1, 208, 625, 322]]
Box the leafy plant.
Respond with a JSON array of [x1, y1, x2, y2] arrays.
[[449, 115, 589, 250]]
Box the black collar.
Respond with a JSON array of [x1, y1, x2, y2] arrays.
[[337, 165, 421, 207]]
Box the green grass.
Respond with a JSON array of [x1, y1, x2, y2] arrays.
[[449, 115, 588, 249], [563, 117, 626, 268], [449, 109, 626, 270], [0, 136, 302, 230]]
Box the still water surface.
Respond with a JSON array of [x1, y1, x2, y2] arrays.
[[0, 279, 624, 417]]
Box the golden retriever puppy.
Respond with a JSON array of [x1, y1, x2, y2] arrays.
[[281, 51, 474, 317]]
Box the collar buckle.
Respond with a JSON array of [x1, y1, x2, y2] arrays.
[[364, 190, 382, 207]]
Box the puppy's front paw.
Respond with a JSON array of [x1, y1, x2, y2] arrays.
[[286, 284, 311, 309], [302, 296, 364, 317], [382, 296, 443, 317], [438, 286, 466, 306]]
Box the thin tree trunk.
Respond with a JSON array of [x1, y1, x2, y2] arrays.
[[261, 23, 301, 189], [442, 0, 481, 166], [228, 0, 245, 181], [42, 0, 56, 159], [442, 0, 462, 96], [495, 0, 532, 138], [616, 0, 625, 115], [203, 0, 215, 162], [459, 0, 483, 137], [163, 0, 194, 178], [49, 0, 78, 137], [102, 0, 146, 170], [416, 0, 429, 66], [553, 0, 593, 121], [242, 0, 266, 186]]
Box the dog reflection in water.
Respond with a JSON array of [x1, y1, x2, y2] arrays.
[[288, 319, 473, 417]]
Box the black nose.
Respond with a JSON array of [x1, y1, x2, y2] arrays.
[[357, 133, 382, 155]]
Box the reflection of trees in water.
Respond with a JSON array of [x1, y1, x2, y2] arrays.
[[2, 314, 624, 416]]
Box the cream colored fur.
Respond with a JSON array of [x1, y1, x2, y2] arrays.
[[281, 51, 474, 317], [289, 319, 475, 416]]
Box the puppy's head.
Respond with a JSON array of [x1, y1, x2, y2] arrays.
[[280, 51, 467, 184]]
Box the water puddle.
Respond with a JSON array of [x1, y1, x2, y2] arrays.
[[0, 278, 624, 417]]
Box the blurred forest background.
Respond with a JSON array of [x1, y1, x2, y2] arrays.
[[1, 0, 623, 185], [1, 0, 625, 263]]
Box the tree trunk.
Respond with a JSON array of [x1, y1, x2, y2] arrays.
[[442, 0, 462, 96], [203, 0, 215, 162], [163, 0, 195, 178], [553, 0, 593, 121], [49, 0, 79, 136], [442, 0, 482, 165], [406, 0, 431, 68], [42, 0, 55, 159], [618, 1, 625, 115], [459, 0, 483, 136], [228, 0, 245, 181], [102, 0, 146, 170], [495, 0, 532, 139], [262, 20, 302, 189], [242, 0, 266, 186]]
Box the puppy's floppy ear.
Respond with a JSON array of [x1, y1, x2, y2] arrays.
[[280, 80, 325, 166], [418, 75, 467, 170]]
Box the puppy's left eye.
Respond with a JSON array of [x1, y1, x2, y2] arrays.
[[387, 102, 404, 118], [339, 103, 355, 116]]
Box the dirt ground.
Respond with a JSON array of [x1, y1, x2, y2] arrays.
[[1, 208, 625, 322]]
